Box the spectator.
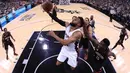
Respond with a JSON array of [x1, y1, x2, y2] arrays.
[[69, 0, 130, 30], [12, 7, 16, 18], [0, 0, 30, 19], [110, 6, 116, 22], [5, 13, 9, 23]]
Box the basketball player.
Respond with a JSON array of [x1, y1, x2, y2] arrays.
[[90, 15, 95, 28], [78, 17, 91, 60], [47, 10, 84, 71], [112, 24, 129, 50], [83, 23, 116, 73], [12, 7, 16, 18], [90, 15, 95, 33], [2, 28, 18, 60]]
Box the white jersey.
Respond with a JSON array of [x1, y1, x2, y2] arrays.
[[61, 25, 82, 52], [57, 25, 82, 67]]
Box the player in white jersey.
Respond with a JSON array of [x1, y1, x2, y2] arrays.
[[47, 10, 84, 70]]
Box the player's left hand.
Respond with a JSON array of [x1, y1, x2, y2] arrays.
[[48, 31, 56, 37]]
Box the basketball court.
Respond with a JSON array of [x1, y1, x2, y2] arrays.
[[0, 3, 130, 73]]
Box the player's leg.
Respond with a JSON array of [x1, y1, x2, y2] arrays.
[[9, 41, 18, 55], [121, 43, 125, 50], [120, 38, 125, 50], [67, 53, 78, 70], [6, 49, 9, 60], [4, 44, 9, 60], [112, 40, 120, 50], [56, 54, 67, 73], [56, 60, 63, 66], [112, 43, 118, 50], [56, 53, 67, 66]]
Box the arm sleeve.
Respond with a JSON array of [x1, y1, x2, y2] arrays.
[[48, 13, 66, 27], [53, 8, 57, 16]]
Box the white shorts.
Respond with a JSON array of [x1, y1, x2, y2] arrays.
[[57, 48, 78, 68]]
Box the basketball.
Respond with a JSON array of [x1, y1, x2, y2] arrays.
[[42, 1, 53, 13]]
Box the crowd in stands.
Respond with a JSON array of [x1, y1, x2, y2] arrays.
[[0, 0, 130, 30], [32, 0, 130, 30], [71, 0, 130, 30], [0, 1, 30, 18]]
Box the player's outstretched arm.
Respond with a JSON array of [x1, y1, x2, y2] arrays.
[[113, 24, 123, 29], [47, 12, 69, 27], [84, 25, 99, 47], [10, 32, 15, 41]]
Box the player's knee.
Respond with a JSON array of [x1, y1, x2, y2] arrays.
[[71, 67, 76, 70], [56, 61, 62, 66]]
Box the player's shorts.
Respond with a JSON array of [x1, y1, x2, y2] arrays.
[[57, 48, 78, 68], [92, 33, 97, 39], [4, 41, 14, 50]]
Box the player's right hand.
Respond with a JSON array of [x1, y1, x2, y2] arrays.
[[47, 31, 56, 37]]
